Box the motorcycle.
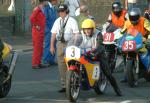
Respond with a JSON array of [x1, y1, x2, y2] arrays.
[[65, 45, 107, 102], [0, 43, 18, 98], [102, 24, 122, 73], [118, 28, 150, 87]]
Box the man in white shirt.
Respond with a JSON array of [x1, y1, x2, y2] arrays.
[[50, 4, 79, 93], [64, 0, 80, 17]]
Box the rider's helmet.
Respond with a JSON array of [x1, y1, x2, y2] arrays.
[[144, 10, 150, 21], [129, 8, 141, 25], [81, 19, 96, 37], [112, 2, 122, 16], [81, 19, 96, 29]]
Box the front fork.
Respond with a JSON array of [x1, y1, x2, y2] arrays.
[[3, 51, 18, 83]]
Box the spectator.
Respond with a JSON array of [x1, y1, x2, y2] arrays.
[[75, 5, 93, 30], [50, 4, 79, 93], [64, 0, 80, 17], [30, 0, 48, 69], [125, 0, 137, 11], [42, 0, 58, 66]]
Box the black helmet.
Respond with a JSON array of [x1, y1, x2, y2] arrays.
[[112, 2, 122, 16], [129, 8, 141, 25], [58, 4, 69, 14], [144, 10, 150, 21]]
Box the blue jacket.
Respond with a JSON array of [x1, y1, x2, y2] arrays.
[[44, 3, 57, 33]]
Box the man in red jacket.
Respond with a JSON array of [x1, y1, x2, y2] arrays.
[[30, 0, 48, 69]]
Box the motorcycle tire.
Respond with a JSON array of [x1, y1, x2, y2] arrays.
[[66, 70, 80, 102], [94, 73, 107, 95], [0, 65, 11, 98], [126, 60, 136, 87]]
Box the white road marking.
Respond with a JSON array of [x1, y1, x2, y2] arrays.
[[12, 80, 58, 85]]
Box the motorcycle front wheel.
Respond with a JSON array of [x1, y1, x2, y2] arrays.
[[0, 65, 11, 98], [126, 60, 137, 87], [66, 70, 80, 102]]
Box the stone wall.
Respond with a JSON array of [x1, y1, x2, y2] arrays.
[[0, 15, 15, 36], [0, 0, 11, 5], [0, 3, 15, 36]]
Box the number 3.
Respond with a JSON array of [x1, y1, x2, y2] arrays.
[[71, 48, 75, 57]]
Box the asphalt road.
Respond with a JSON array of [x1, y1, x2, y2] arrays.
[[0, 51, 150, 103]]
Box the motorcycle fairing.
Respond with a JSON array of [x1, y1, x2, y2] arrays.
[[118, 32, 143, 51]]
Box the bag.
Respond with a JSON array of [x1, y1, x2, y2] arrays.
[[58, 17, 69, 42]]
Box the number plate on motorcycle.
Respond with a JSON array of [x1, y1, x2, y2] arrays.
[[92, 66, 100, 80], [103, 32, 115, 42], [122, 40, 136, 51], [66, 46, 81, 59]]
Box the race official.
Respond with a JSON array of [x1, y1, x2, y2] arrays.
[[50, 4, 79, 93]]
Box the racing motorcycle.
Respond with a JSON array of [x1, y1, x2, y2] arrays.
[[102, 24, 122, 73], [0, 43, 18, 98], [118, 28, 150, 87], [65, 45, 107, 102]]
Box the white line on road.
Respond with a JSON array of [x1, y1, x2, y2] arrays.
[[4, 97, 69, 102], [12, 80, 58, 85], [0, 97, 125, 103]]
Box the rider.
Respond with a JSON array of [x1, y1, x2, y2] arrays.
[[75, 18, 122, 96], [120, 8, 150, 82], [102, 1, 128, 73], [121, 8, 150, 38], [103, 1, 128, 31]]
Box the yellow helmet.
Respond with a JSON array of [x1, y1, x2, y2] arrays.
[[81, 19, 96, 29]]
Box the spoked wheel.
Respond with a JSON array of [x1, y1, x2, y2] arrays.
[[0, 65, 11, 98], [66, 70, 80, 102], [94, 72, 107, 94]]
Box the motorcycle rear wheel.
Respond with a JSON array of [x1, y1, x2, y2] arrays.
[[66, 70, 80, 102], [0, 65, 11, 98]]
